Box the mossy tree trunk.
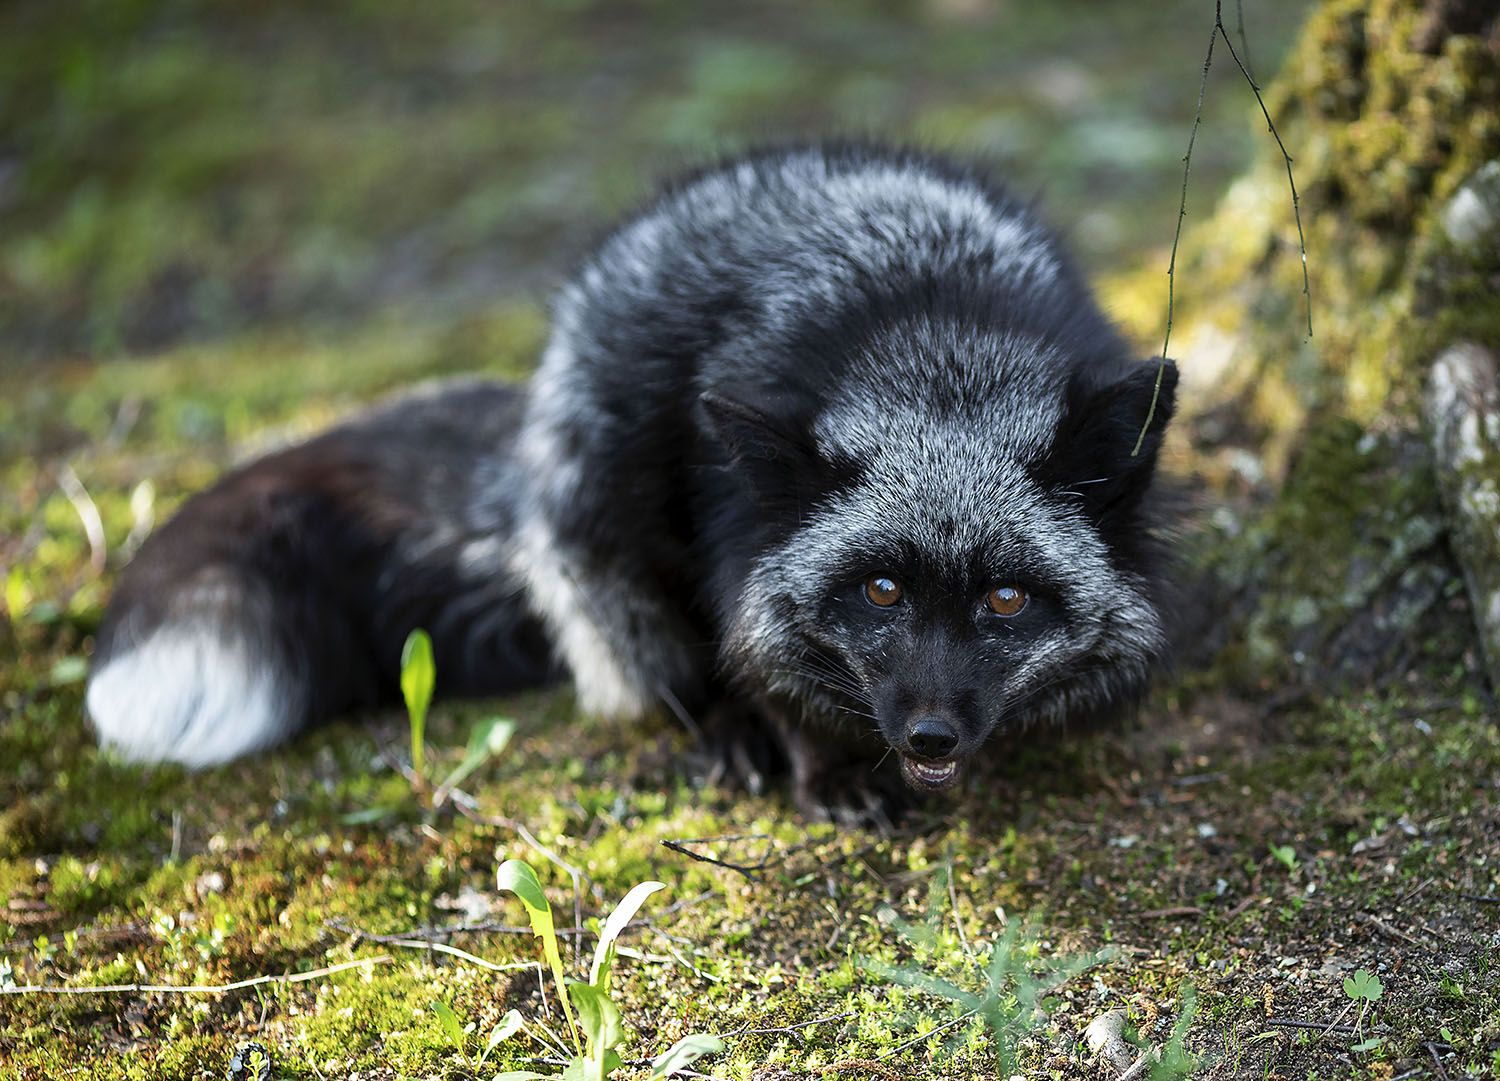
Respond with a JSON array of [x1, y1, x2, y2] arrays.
[[1106, 0, 1500, 694]]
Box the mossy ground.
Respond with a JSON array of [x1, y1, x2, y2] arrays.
[[3, 2, 1498, 1079]]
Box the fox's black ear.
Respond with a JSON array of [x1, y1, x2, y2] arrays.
[[1046, 359, 1177, 515], [699, 391, 825, 506]]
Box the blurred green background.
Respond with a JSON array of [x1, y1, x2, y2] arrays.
[[0, 0, 1313, 368]]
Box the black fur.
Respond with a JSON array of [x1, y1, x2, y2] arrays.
[[88, 143, 1176, 813]]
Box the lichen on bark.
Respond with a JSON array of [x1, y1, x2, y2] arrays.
[[1103, 0, 1500, 691]]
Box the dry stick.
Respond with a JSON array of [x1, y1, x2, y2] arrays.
[[326, 920, 541, 974], [660, 832, 813, 881], [1234, 0, 1256, 84], [1313, 1000, 1355, 1046], [1265, 1017, 1359, 1035], [1, 954, 392, 996], [1357, 911, 1426, 947], [320, 889, 715, 945], [57, 463, 107, 575], [378, 941, 543, 971], [1132, 7, 1216, 457], [1137, 905, 1204, 920], [948, 871, 974, 961], [878, 1007, 980, 1058], [1133, 0, 1313, 456], [1217, 1, 1312, 342], [660, 838, 766, 880], [716, 1010, 856, 1042], [1426, 1041, 1452, 1081], [457, 803, 589, 968]]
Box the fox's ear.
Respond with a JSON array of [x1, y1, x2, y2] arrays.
[[699, 391, 824, 506], [1048, 358, 1177, 515]]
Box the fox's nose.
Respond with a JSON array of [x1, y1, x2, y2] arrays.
[[906, 715, 959, 759]]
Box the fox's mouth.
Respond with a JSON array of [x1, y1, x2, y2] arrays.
[[899, 754, 961, 791]]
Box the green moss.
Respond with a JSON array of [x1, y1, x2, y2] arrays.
[[5, 3, 1499, 1078]]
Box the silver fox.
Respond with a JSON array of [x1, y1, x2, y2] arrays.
[[87, 143, 1177, 812]]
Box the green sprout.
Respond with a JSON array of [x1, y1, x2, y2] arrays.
[[493, 858, 723, 1080], [400, 627, 435, 780], [862, 866, 1111, 1075], [1268, 843, 1299, 872], [1342, 968, 1384, 1051], [392, 627, 513, 810], [432, 1000, 524, 1073]]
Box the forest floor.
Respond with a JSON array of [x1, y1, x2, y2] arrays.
[[2, 2, 1497, 1079]]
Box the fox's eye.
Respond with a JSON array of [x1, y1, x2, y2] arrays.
[[864, 575, 903, 608], [986, 584, 1028, 617]]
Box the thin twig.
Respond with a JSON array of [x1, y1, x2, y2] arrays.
[[1358, 911, 1426, 947], [1426, 1041, 1451, 1081], [1217, 0, 1312, 340], [660, 833, 813, 881], [1134, 0, 1313, 456], [878, 1008, 979, 1058], [1118, 1049, 1159, 1081], [716, 1010, 856, 1042], [1, 954, 392, 996], [1137, 905, 1204, 920], [1314, 1000, 1355, 1045], [327, 919, 541, 974], [1132, 4, 1216, 458], [1234, 0, 1256, 84], [457, 804, 589, 967], [948, 871, 974, 961], [57, 464, 107, 575], [1265, 1017, 1358, 1035]]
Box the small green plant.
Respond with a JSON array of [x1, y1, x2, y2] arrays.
[[1149, 986, 1200, 1080], [862, 867, 1111, 1075], [394, 627, 514, 809], [226, 1042, 272, 1081], [1268, 843, 1299, 872], [491, 858, 723, 1080], [401, 627, 436, 780], [432, 1000, 524, 1074], [1341, 968, 1383, 1051]]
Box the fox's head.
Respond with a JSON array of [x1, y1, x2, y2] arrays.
[[706, 315, 1177, 793]]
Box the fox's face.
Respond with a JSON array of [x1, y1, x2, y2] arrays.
[[708, 321, 1177, 792]]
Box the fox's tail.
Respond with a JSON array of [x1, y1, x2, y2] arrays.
[[86, 379, 557, 767]]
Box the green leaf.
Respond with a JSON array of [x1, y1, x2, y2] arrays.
[[491, 1072, 556, 1080], [479, 1009, 525, 1068], [497, 859, 579, 1054], [1351, 1037, 1384, 1053], [48, 655, 89, 687], [339, 805, 396, 825], [401, 628, 435, 776], [568, 982, 624, 1053], [649, 1034, 724, 1079], [860, 956, 979, 1009], [558, 1050, 619, 1081], [432, 1000, 467, 1052], [439, 717, 515, 794], [589, 879, 665, 991], [5, 565, 31, 621], [1342, 969, 1383, 1002]]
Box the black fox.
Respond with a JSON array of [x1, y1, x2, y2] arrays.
[[87, 143, 1177, 811]]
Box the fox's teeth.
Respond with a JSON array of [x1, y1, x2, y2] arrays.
[[910, 759, 957, 784]]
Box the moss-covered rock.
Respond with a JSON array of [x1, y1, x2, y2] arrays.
[[1107, 0, 1500, 692]]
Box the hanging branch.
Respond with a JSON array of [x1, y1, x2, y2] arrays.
[[1132, 0, 1313, 456]]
